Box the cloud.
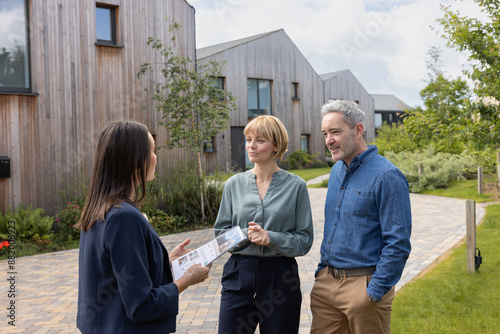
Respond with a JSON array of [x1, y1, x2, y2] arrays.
[[0, 5, 26, 51], [190, 0, 485, 107]]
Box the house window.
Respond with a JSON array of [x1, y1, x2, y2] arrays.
[[212, 77, 224, 90], [0, 0, 31, 93], [292, 82, 299, 99], [211, 76, 225, 101], [96, 4, 117, 46], [248, 79, 272, 118], [203, 137, 215, 152], [300, 135, 309, 153], [374, 113, 382, 129]]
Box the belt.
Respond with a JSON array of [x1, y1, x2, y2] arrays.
[[327, 266, 376, 278]]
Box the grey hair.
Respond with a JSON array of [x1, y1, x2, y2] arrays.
[[321, 100, 365, 128]]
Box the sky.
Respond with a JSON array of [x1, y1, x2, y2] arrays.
[[189, 0, 484, 108], [0, 1, 26, 49]]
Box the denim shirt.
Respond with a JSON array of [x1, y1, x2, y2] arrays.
[[317, 145, 412, 300]]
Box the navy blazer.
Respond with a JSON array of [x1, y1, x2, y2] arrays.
[[77, 202, 179, 333]]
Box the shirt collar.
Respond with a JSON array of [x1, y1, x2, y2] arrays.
[[342, 145, 378, 169]]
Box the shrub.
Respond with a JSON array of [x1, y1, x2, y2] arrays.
[[33, 233, 53, 251], [203, 171, 226, 222], [57, 172, 89, 209], [149, 210, 186, 235], [146, 163, 225, 227], [53, 201, 83, 243], [461, 147, 497, 175], [385, 148, 477, 192], [0, 205, 54, 242], [283, 150, 321, 169], [311, 161, 329, 168], [370, 122, 417, 156]]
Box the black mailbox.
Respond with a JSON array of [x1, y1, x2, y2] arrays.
[[0, 156, 11, 179]]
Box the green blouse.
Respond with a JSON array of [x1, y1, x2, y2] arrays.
[[214, 169, 314, 257]]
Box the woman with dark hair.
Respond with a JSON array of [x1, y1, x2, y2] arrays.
[[214, 115, 314, 334], [76, 120, 210, 333]]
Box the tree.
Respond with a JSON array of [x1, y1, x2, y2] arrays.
[[438, 1, 500, 101], [403, 47, 472, 153], [438, 1, 500, 151], [461, 102, 500, 150], [371, 122, 417, 156], [137, 20, 237, 220]]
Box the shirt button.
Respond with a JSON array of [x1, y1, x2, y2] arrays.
[[337, 205, 340, 208]]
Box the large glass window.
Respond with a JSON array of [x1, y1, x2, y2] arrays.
[[96, 5, 117, 46], [248, 79, 272, 118], [203, 76, 225, 153], [301, 134, 310, 153], [374, 113, 383, 129], [0, 0, 30, 92]]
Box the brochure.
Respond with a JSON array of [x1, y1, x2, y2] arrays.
[[171, 226, 247, 280]]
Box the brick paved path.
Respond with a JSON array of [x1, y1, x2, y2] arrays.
[[0, 188, 486, 333]]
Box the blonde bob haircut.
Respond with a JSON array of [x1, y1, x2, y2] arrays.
[[244, 115, 288, 159]]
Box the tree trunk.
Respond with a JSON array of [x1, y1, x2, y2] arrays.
[[497, 148, 500, 189], [197, 151, 206, 221]]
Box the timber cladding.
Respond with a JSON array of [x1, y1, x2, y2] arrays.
[[0, 0, 196, 214], [197, 30, 326, 172]]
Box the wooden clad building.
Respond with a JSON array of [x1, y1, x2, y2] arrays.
[[197, 30, 325, 172], [0, 0, 196, 214], [372, 93, 409, 133], [321, 70, 376, 143], [1, 3, 385, 215], [197, 30, 376, 172]]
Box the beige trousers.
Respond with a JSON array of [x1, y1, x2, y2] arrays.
[[310, 267, 395, 334]]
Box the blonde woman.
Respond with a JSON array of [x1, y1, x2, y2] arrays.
[[214, 115, 314, 334]]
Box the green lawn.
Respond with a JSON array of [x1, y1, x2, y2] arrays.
[[287, 167, 331, 181], [392, 182, 500, 333], [421, 178, 494, 203]]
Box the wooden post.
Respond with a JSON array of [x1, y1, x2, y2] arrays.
[[478, 166, 483, 195], [466, 199, 476, 273], [497, 149, 500, 188], [418, 165, 422, 181]]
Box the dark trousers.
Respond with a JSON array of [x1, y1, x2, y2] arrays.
[[218, 254, 302, 334]]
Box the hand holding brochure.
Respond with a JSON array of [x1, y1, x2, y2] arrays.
[[171, 226, 247, 280]]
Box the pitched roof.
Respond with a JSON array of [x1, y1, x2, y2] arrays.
[[196, 29, 283, 60], [320, 70, 350, 80], [371, 94, 409, 111]]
